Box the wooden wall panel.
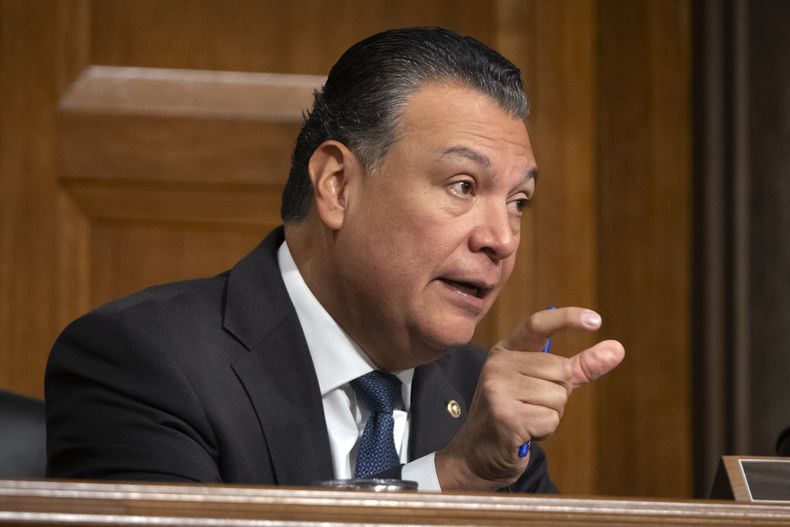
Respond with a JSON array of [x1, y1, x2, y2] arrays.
[[0, 1, 88, 396], [597, 0, 692, 497], [89, 0, 497, 73], [58, 67, 318, 186], [90, 221, 268, 306], [527, 0, 599, 497], [56, 65, 319, 310], [484, 0, 600, 496]]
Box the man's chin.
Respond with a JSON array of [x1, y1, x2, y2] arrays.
[[419, 319, 478, 352]]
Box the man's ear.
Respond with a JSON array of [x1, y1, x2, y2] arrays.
[[307, 140, 361, 230]]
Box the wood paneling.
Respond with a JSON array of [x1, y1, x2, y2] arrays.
[[483, 0, 600, 496], [63, 180, 281, 226], [55, 67, 315, 308], [89, 0, 497, 73], [90, 220, 267, 306], [0, 1, 88, 396], [597, 0, 692, 497], [58, 67, 319, 186], [57, 66, 321, 235]]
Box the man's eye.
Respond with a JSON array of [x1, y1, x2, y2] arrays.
[[509, 198, 530, 214], [450, 180, 474, 196]]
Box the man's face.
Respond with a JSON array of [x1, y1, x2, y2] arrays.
[[331, 83, 537, 370]]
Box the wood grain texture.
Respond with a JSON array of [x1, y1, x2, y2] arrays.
[[596, 0, 692, 497], [59, 66, 323, 121], [0, 0, 88, 397], [479, 0, 600, 496], [528, 0, 599, 497], [90, 220, 268, 305], [1, 479, 789, 526], [64, 179, 282, 225], [58, 66, 318, 186], [89, 0, 497, 74], [56, 67, 312, 308]]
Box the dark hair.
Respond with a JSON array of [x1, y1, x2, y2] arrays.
[[280, 27, 529, 221]]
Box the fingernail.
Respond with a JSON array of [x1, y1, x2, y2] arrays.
[[581, 311, 602, 329]]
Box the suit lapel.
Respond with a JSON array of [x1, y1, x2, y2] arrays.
[[409, 360, 468, 459], [231, 317, 333, 485], [224, 227, 333, 485]]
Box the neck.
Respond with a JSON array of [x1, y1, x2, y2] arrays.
[[284, 219, 416, 371]]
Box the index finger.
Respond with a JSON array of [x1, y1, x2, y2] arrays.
[[497, 306, 603, 352]]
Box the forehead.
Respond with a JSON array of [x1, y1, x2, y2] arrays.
[[394, 83, 534, 169]]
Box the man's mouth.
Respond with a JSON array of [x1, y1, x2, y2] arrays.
[[439, 278, 492, 299]]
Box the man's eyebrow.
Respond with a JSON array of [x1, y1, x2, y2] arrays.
[[442, 145, 538, 183], [442, 146, 492, 168]]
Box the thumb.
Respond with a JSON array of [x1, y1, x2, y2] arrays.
[[569, 339, 625, 387]]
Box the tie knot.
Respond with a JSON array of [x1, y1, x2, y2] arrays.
[[350, 371, 401, 414]]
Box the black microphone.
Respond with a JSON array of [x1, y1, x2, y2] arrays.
[[776, 426, 790, 456]]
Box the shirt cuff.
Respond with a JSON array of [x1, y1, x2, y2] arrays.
[[402, 452, 441, 492]]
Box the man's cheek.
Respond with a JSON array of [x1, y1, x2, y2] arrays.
[[498, 259, 517, 288]]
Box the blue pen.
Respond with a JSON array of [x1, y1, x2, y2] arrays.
[[518, 306, 556, 458]]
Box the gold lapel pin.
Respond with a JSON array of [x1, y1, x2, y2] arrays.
[[447, 400, 461, 418]]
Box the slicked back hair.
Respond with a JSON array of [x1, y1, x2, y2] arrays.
[[280, 27, 529, 222]]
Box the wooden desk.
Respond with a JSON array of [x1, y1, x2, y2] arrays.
[[0, 479, 789, 526]]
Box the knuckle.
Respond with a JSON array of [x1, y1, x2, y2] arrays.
[[550, 383, 569, 409], [479, 377, 502, 399], [534, 410, 561, 435], [549, 410, 561, 429], [485, 350, 509, 370], [491, 404, 515, 425], [558, 385, 570, 406], [560, 358, 573, 381]]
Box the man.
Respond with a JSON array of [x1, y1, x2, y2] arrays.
[[46, 27, 624, 492]]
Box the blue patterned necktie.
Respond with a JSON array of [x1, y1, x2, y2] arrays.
[[350, 371, 402, 478]]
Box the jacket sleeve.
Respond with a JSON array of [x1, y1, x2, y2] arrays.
[[45, 309, 221, 482], [503, 442, 559, 493], [372, 448, 557, 493]]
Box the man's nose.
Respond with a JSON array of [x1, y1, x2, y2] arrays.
[[468, 204, 519, 261]]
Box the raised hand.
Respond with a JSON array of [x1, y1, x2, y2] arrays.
[[435, 307, 625, 491]]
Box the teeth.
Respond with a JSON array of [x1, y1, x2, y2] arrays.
[[443, 279, 480, 297]]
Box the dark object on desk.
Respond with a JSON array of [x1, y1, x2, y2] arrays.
[[741, 459, 790, 501], [0, 390, 46, 478], [776, 426, 790, 456], [711, 456, 790, 502]]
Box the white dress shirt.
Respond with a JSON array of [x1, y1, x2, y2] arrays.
[[277, 242, 441, 491]]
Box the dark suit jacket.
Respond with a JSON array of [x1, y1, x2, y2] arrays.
[[46, 227, 556, 492]]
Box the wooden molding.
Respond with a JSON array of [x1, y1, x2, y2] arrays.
[[63, 179, 282, 226], [58, 65, 324, 121], [1, 479, 790, 526], [57, 66, 323, 224]]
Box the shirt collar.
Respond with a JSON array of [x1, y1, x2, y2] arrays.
[[278, 241, 414, 404]]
